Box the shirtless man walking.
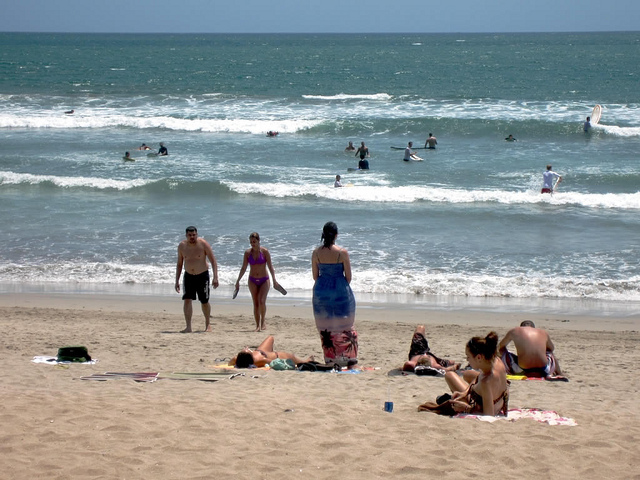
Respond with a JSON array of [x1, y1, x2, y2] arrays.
[[498, 320, 563, 377], [175, 226, 219, 333]]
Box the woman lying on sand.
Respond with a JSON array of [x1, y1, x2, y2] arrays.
[[419, 331, 509, 416], [402, 325, 461, 372], [229, 335, 314, 368]]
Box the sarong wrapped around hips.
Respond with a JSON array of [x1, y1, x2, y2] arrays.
[[312, 263, 357, 366]]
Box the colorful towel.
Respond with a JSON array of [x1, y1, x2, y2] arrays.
[[209, 363, 270, 371], [507, 374, 569, 382], [455, 408, 577, 426]]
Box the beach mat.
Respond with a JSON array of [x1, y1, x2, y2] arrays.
[[158, 372, 236, 382], [80, 372, 158, 382]]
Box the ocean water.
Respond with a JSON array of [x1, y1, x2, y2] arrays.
[[1, 32, 639, 314]]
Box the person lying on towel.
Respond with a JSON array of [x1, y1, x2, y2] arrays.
[[402, 325, 461, 372], [229, 335, 314, 368], [498, 320, 564, 378]]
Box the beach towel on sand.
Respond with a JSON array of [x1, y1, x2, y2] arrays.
[[32, 355, 97, 365], [455, 408, 577, 426], [507, 374, 569, 382]]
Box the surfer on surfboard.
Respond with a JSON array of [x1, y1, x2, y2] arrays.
[[403, 142, 422, 162], [541, 164, 562, 194]]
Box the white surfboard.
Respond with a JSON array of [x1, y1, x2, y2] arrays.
[[591, 105, 602, 125]]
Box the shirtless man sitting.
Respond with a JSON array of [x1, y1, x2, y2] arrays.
[[175, 226, 219, 333], [498, 320, 563, 377], [229, 335, 314, 368], [402, 325, 460, 372]]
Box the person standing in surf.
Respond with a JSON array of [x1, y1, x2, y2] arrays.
[[541, 164, 562, 194], [355, 141, 369, 160], [584, 116, 591, 133], [175, 226, 219, 333], [235, 232, 284, 332], [425, 133, 438, 149]]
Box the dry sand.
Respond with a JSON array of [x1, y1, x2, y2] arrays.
[[1, 293, 639, 479]]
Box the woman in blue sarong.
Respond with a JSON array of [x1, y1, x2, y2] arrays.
[[312, 222, 357, 366]]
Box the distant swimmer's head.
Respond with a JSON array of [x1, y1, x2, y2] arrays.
[[586, 117, 590, 122], [321, 221, 338, 248], [546, 164, 552, 171], [185, 226, 197, 234], [336, 175, 341, 180], [520, 320, 536, 328], [160, 142, 165, 146], [408, 141, 413, 147]]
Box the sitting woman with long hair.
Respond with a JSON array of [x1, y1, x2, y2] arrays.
[[419, 331, 509, 416]]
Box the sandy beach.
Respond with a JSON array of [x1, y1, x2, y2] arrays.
[[1, 292, 639, 480]]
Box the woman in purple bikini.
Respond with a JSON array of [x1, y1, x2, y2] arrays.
[[235, 232, 284, 331]]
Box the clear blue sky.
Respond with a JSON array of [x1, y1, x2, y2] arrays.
[[1, 0, 639, 34]]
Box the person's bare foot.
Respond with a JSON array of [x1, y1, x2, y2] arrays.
[[180, 328, 192, 333], [205, 326, 212, 333], [260, 323, 267, 330], [254, 326, 261, 332]]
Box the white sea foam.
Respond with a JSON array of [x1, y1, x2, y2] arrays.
[[2, 262, 637, 302], [597, 124, 640, 137], [0, 112, 321, 134], [301, 93, 393, 101], [0, 171, 152, 190], [1, 96, 638, 131], [223, 181, 640, 210]]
